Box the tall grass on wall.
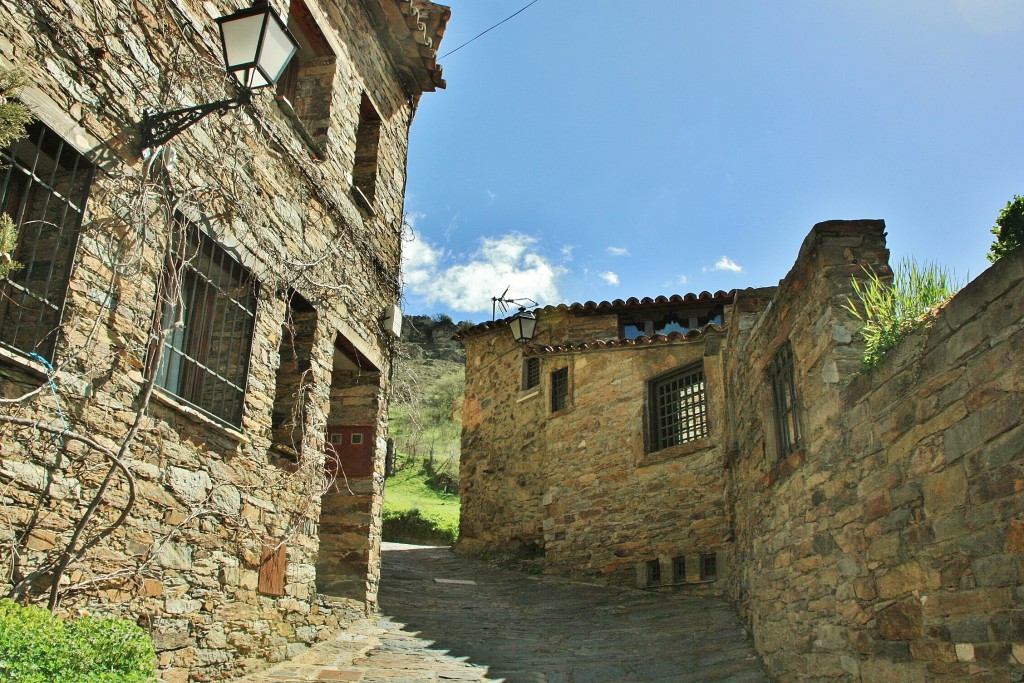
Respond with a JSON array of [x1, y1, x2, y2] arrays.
[[845, 258, 962, 369]]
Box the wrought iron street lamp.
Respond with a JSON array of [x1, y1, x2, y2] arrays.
[[508, 307, 538, 345], [141, 0, 298, 150]]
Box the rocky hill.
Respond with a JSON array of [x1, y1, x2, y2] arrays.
[[399, 314, 474, 363]]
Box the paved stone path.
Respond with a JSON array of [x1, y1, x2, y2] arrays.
[[238, 543, 770, 683]]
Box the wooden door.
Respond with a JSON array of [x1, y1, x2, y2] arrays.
[[325, 425, 374, 478]]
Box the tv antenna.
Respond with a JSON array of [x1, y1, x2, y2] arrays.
[[491, 286, 538, 321]]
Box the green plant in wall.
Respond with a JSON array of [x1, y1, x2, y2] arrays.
[[845, 258, 962, 369], [0, 599, 157, 682], [987, 194, 1024, 264], [0, 67, 32, 279]]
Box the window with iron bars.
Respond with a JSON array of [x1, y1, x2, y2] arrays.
[[152, 218, 258, 428], [700, 552, 718, 581], [522, 356, 540, 390], [646, 559, 661, 585], [0, 121, 95, 362], [648, 364, 708, 452], [550, 367, 568, 413], [768, 342, 801, 458]]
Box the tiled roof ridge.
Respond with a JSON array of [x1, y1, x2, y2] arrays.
[[379, 0, 449, 91], [522, 323, 728, 356], [453, 289, 739, 340], [544, 289, 733, 314]]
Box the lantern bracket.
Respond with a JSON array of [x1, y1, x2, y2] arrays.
[[141, 90, 252, 151]]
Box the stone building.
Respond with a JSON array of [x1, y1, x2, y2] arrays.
[[0, 0, 447, 680], [457, 220, 1024, 682]]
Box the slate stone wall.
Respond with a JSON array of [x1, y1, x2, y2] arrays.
[[459, 308, 734, 589], [726, 223, 1024, 681], [0, 0, 443, 680]]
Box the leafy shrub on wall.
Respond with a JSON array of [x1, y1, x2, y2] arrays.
[[845, 258, 961, 369], [987, 194, 1024, 263], [0, 599, 156, 683]]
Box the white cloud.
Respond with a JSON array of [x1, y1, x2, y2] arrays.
[[561, 244, 575, 261], [950, 0, 1024, 34], [607, 246, 630, 257], [402, 225, 444, 289], [703, 256, 743, 273], [599, 271, 620, 286], [402, 229, 564, 313], [678, 274, 689, 285]]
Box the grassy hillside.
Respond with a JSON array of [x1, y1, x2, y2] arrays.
[[382, 464, 460, 544], [382, 314, 471, 545]]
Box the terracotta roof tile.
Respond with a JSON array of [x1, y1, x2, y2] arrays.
[[454, 289, 739, 341], [522, 324, 727, 356]]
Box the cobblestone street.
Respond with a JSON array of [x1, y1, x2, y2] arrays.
[[239, 543, 769, 683]]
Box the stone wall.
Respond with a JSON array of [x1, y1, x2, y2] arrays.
[[0, 0, 445, 680], [459, 305, 734, 589], [726, 223, 1024, 681]]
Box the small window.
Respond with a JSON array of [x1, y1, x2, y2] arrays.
[[672, 556, 686, 583], [152, 217, 258, 427], [277, 0, 336, 148], [550, 367, 569, 413], [352, 94, 381, 205], [522, 357, 540, 390], [271, 290, 317, 453], [330, 432, 343, 444], [768, 342, 801, 458], [351, 433, 363, 445], [646, 559, 661, 585], [648, 364, 708, 452], [700, 553, 717, 581], [0, 122, 95, 361]]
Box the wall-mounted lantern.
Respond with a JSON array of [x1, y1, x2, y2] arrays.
[[141, 0, 298, 150], [508, 307, 538, 345]]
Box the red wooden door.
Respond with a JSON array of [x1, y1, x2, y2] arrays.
[[325, 426, 374, 478]]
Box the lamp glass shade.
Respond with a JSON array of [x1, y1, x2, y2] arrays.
[[217, 3, 298, 90], [509, 309, 538, 344]]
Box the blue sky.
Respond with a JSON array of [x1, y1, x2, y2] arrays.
[[401, 0, 1024, 322]]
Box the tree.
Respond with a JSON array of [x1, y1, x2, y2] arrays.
[[987, 194, 1024, 263], [0, 68, 32, 279]]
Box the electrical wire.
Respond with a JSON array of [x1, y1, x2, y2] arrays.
[[439, 0, 542, 60]]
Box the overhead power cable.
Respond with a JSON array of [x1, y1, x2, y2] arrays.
[[439, 0, 542, 60]]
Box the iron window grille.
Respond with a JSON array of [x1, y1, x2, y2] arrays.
[[700, 553, 718, 581], [672, 556, 686, 583], [0, 122, 95, 361], [523, 356, 540, 390], [152, 218, 258, 427], [550, 367, 568, 413], [646, 559, 661, 585], [649, 364, 708, 451], [768, 342, 801, 458]]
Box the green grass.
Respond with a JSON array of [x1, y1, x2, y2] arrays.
[[382, 464, 460, 544], [845, 258, 962, 369]]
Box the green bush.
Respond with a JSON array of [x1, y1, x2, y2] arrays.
[[987, 194, 1024, 263], [845, 258, 961, 369], [0, 599, 157, 683], [382, 508, 457, 545]]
